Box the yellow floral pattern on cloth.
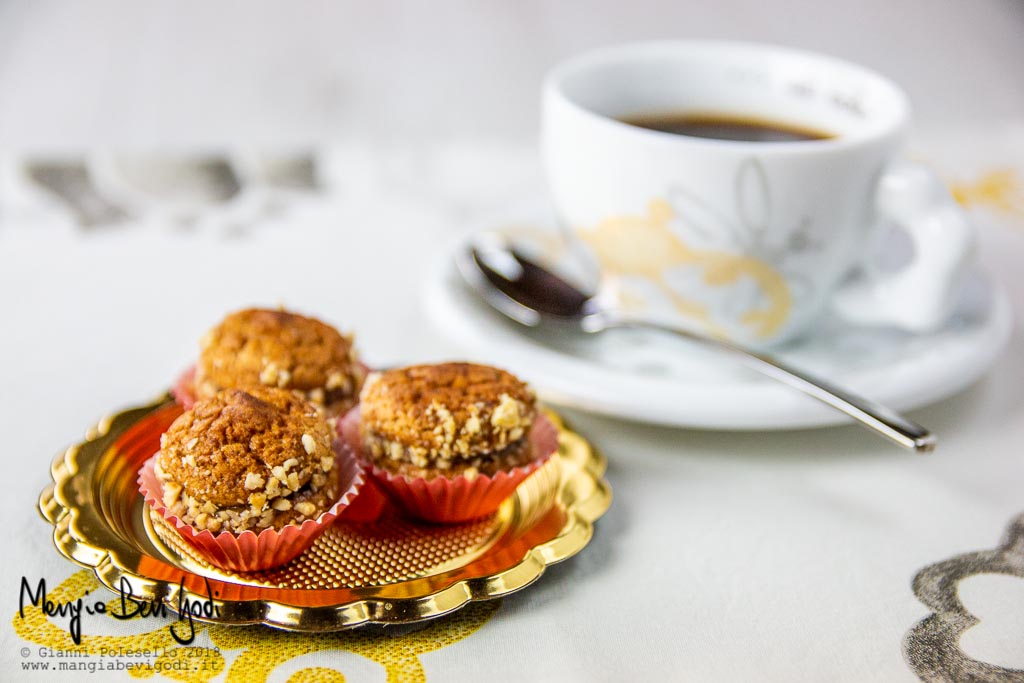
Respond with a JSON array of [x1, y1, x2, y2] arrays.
[[578, 199, 792, 339], [13, 570, 500, 683], [949, 168, 1024, 217]]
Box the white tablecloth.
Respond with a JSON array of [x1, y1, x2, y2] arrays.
[[1, 132, 1022, 682]]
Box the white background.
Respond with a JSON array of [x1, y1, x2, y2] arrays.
[[0, 0, 1022, 148]]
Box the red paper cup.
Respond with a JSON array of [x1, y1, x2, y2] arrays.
[[338, 408, 558, 523], [335, 475, 392, 523], [171, 365, 197, 410], [138, 446, 364, 572]]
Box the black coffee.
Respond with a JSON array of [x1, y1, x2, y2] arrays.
[[618, 112, 833, 142]]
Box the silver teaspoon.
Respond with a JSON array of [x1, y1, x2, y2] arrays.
[[456, 235, 935, 453]]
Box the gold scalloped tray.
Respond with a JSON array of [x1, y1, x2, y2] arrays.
[[38, 395, 611, 631]]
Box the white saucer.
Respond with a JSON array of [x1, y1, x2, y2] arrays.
[[425, 203, 1013, 430]]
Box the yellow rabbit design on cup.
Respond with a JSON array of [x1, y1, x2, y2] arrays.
[[577, 159, 801, 341]]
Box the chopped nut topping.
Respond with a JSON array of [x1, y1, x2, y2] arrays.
[[428, 401, 457, 441], [294, 501, 317, 517], [266, 477, 281, 497], [260, 362, 280, 386], [244, 472, 265, 490], [491, 394, 522, 429], [162, 467, 340, 533], [359, 363, 535, 464], [388, 441, 404, 460], [366, 434, 536, 481], [301, 434, 317, 455], [162, 482, 182, 508]]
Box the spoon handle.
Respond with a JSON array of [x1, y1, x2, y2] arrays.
[[617, 320, 936, 452]]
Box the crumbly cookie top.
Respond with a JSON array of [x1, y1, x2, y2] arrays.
[[157, 387, 335, 509], [194, 308, 364, 410], [359, 363, 536, 465]]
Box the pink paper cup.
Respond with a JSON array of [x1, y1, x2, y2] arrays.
[[338, 408, 558, 524], [171, 365, 197, 410], [138, 446, 364, 572]]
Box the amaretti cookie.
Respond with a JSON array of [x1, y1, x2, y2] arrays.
[[158, 387, 340, 532], [339, 362, 557, 523], [138, 387, 363, 571], [182, 308, 365, 416], [360, 363, 537, 478]]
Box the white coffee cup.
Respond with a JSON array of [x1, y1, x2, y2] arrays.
[[542, 41, 974, 347]]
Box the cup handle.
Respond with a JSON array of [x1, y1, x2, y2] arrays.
[[832, 161, 975, 331]]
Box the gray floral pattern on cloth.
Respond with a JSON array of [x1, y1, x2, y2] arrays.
[[904, 512, 1024, 682]]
